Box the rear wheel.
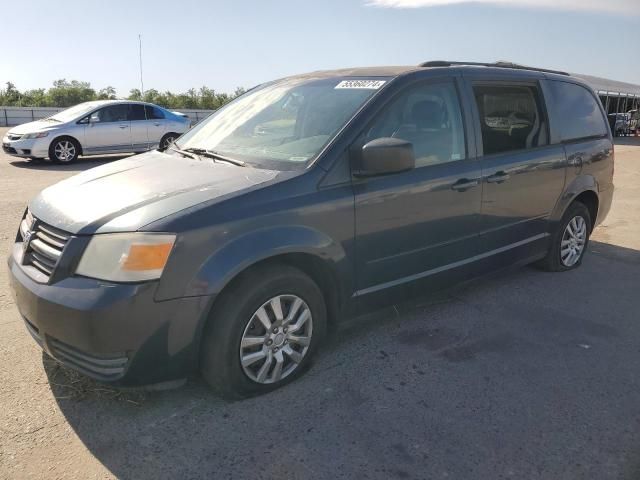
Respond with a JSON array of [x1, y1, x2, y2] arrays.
[[537, 201, 591, 272], [48, 137, 80, 164], [159, 133, 178, 151], [200, 264, 327, 398]]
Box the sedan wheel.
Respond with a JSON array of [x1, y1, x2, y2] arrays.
[[160, 135, 176, 150], [239, 294, 313, 384], [50, 139, 79, 163]]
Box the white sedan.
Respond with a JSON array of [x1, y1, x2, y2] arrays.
[[2, 100, 190, 164]]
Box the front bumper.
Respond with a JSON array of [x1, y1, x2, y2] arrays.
[[8, 247, 212, 386], [2, 134, 49, 158]]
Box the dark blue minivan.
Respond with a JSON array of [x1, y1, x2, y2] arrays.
[[8, 61, 614, 397]]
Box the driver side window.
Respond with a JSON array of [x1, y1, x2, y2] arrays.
[[92, 105, 129, 123], [365, 82, 466, 167]]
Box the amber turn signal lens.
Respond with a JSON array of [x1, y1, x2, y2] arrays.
[[122, 243, 174, 271]]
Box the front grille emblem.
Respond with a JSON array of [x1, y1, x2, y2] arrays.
[[22, 217, 36, 254]]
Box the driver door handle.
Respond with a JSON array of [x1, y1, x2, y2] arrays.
[[451, 179, 479, 192], [486, 171, 511, 184], [119, 125, 128, 129]]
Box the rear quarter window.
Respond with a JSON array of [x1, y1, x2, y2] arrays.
[[145, 105, 165, 120], [547, 81, 608, 141]]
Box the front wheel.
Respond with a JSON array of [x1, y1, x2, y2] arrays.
[[200, 264, 327, 398], [48, 138, 80, 164], [537, 201, 591, 272]]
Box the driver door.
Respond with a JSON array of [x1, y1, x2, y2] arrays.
[[84, 104, 132, 154], [353, 80, 483, 297]]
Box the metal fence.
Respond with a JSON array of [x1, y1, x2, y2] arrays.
[[0, 106, 215, 127]]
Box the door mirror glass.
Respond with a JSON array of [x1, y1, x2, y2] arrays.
[[89, 113, 101, 123], [355, 137, 415, 177]]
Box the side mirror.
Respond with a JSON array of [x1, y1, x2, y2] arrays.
[[89, 114, 100, 124], [354, 137, 415, 177]]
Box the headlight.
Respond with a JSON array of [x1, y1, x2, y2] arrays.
[[22, 132, 49, 139], [76, 233, 176, 282]]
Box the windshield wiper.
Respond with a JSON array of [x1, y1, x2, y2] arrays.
[[183, 148, 246, 167], [168, 145, 200, 160], [44, 117, 61, 122]]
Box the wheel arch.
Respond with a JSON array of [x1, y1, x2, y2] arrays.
[[551, 174, 600, 231], [49, 134, 83, 156], [572, 190, 599, 232], [189, 250, 346, 370]]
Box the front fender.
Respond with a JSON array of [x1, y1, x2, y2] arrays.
[[159, 225, 348, 301]]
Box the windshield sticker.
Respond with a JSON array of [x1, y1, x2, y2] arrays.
[[335, 80, 386, 90]]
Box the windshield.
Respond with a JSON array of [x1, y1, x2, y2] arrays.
[[49, 102, 101, 122], [175, 76, 389, 169]]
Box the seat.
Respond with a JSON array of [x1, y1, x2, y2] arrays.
[[393, 100, 452, 166]]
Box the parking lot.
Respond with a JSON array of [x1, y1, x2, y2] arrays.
[[0, 127, 639, 479]]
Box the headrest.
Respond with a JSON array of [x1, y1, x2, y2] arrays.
[[411, 100, 443, 129]]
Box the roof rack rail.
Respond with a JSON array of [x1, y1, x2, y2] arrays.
[[419, 60, 570, 76]]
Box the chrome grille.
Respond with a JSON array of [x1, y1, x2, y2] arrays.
[[8, 133, 22, 141], [19, 211, 70, 278]]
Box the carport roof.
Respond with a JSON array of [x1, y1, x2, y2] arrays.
[[573, 73, 640, 97]]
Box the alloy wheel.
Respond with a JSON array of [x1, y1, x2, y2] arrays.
[[54, 140, 76, 162], [162, 136, 176, 150], [560, 215, 587, 267], [239, 294, 313, 384]]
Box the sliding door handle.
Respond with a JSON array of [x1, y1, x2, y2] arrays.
[[486, 171, 511, 184], [451, 179, 479, 192]]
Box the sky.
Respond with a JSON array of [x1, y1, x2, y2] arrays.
[[1, 0, 638, 97]]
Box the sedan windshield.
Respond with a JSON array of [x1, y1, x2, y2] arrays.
[[49, 102, 101, 122], [175, 77, 389, 169]]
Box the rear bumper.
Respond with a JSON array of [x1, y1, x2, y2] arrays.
[[8, 250, 212, 386]]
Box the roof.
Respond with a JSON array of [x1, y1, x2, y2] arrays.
[[295, 66, 420, 78], [300, 63, 640, 98]]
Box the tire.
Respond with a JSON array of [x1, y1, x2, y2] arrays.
[[159, 133, 178, 151], [537, 201, 591, 272], [200, 264, 327, 399], [48, 137, 80, 164]]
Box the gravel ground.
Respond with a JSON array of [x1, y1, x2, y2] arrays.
[[1, 128, 639, 480]]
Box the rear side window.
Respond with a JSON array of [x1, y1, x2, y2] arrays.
[[473, 84, 548, 156], [145, 105, 165, 120], [129, 104, 146, 121], [547, 81, 608, 141]]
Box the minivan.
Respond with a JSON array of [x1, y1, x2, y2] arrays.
[[8, 61, 614, 398]]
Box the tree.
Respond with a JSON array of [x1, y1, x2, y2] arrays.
[[48, 79, 96, 107], [1, 80, 244, 109], [0, 82, 21, 105], [128, 89, 142, 101], [97, 86, 116, 100]]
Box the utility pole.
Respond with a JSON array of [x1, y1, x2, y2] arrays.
[[138, 34, 144, 97]]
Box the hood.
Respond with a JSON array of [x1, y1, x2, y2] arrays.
[[9, 120, 62, 135], [29, 150, 280, 234]]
